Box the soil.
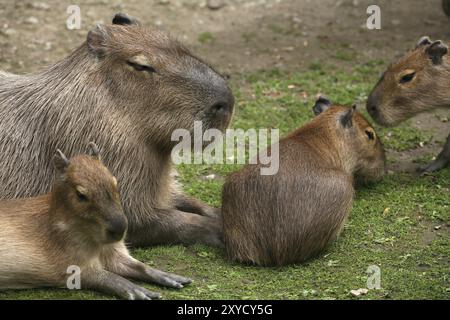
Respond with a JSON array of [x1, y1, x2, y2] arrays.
[[0, 0, 449, 173]]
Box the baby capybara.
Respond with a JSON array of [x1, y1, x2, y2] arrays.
[[222, 97, 386, 266], [0, 143, 190, 299]]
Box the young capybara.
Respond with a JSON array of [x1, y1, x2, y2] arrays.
[[222, 97, 386, 266], [367, 36, 450, 174], [0, 13, 234, 248], [0, 143, 191, 299]]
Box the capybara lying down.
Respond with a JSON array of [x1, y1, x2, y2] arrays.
[[0, 143, 190, 299], [0, 13, 234, 248], [222, 97, 386, 266]]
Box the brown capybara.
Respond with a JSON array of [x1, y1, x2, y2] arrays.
[[0, 13, 234, 247], [367, 36, 450, 174], [222, 97, 386, 266], [0, 143, 191, 299]]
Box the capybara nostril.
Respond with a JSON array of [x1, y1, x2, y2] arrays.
[[212, 102, 229, 114], [211, 88, 235, 116], [366, 98, 379, 118], [105, 216, 128, 242]]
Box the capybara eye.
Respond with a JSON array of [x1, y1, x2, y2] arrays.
[[76, 189, 88, 202], [399, 72, 416, 84], [126, 61, 156, 73]]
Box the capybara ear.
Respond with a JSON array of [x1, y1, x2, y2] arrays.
[[87, 24, 109, 58], [53, 149, 70, 174], [340, 105, 356, 128], [312, 96, 332, 116], [426, 40, 448, 65], [88, 142, 101, 160], [416, 36, 432, 48], [112, 13, 140, 26]]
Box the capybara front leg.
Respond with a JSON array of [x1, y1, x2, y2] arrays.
[[105, 252, 192, 289], [83, 269, 161, 300], [173, 193, 221, 218], [127, 209, 223, 248], [420, 133, 450, 174]]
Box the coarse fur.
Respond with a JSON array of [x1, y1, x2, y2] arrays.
[[222, 99, 386, 266], [367, 36, 450, 173], [0, 13, 234, 247], [0, 145, 191, 299]]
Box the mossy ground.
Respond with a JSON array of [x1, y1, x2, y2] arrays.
[[1, 61, 448, 300]]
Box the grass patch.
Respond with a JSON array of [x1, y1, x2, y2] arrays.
[[198, 32, 215, 44], [1, 63, 448, 300]]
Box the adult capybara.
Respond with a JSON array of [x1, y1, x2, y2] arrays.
[[0, 143, 191, 299], [367, 36, 449, 174], [0, 13, 234, 247], [222, 97, 386, 266]]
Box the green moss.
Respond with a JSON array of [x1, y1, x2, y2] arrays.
[[377, 124, 434, 151], [198, 32, 215, 44]]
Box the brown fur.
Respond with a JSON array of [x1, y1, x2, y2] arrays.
[[0, 14, 234, 247], [367, 36, 450, 173], [222, 100, 386, 266], [0, 145, 191, 299]]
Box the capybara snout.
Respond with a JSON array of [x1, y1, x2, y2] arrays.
[[104, 215, 128, 242]]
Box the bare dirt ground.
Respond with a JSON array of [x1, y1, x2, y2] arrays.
[[0, 0, 449, 172]]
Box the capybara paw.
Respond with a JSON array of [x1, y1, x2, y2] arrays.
[[124, 285, 161, 300], [419, 158, 449, 175]]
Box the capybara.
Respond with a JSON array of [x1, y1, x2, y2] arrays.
[[222, 97, 386, 266], [0, 143, 191, 299], [0, 13, 234, 247], [367, 36, 449, 174]]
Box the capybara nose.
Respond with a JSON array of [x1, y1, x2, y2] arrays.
[[211, 89, 234, 117], [212, 101, 231, 116], [105, 216, 128, 242], [366, 97, 379, 119]]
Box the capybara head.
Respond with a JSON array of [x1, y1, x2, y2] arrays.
[[52, 143, 127, 244], [313, 97, 386, 183], [366, 36, 450, 126], [87, 13, 234, 146]]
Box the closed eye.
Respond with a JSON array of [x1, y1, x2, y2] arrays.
[[399, 72, 415, 84], [126, 61, 157, 73], [76, 190, 88, 202]]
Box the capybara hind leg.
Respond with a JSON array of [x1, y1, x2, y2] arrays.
[[420, 134, 450, 174], [127, 209, 223, 248]]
